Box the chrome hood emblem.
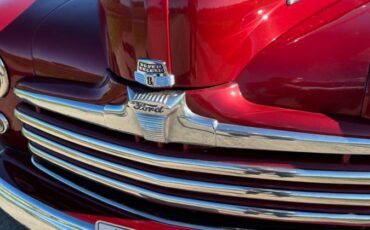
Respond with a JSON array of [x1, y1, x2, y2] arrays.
[[128, 88, 184, 115], [127, 87, 185, 142], [134, 59, 175, 88]]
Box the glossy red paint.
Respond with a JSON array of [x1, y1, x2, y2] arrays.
[[186, 83, 370, 138], [0, 0, 99, 130], [100, 0, 171, 81], [0, 0, 70, 70], [14, 74, 370, 140], [0, 0, 368, 155], [169, 0, 340, 87], [33, 0, 108, 83], [0, 0, 35, 32], [100, 0, 370, 117], [103, 0, 346, 88], [1, 0, 370, 228], [238, 1, 370, 116]]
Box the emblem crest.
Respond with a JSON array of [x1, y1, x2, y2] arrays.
[[134, 59, 175, 88], [127, 87, 184, 142]]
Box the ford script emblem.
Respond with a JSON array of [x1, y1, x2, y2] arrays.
[[134, 59, 175, 88], [127, 87, 184, 116], [130, 101, 165, 114]]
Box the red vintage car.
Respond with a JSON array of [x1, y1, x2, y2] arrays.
[[0, 0, 370, 229]]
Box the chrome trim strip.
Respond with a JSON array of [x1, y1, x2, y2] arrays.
[[23, 128, 370, 206], [0, 58, 9, 98], [0, 177, 92, 230], [29, 147, 370, 226], [15, 109, 370, 185], [0, 113, 9, 134], [14, 87, 370, 154], [287, 0, 301, 5]]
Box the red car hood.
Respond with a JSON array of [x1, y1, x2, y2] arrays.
[[0, 0, 36, 32], [101, 0, 339, 88]]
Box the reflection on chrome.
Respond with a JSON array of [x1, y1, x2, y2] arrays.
[[23, 128, 370, 206], [0, 113, 8, 134], [0, 58, 9, 98], [15, 84, 370, 227], [14, 87, 370, 155], [287, 0, 301, 6], [30, 152, 370, 226], [0, 177, 92, 230], [15, 108, 370, 185]]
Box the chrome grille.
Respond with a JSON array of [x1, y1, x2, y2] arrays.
[[14, 83, 370, 227], [15, 87, 370, 154], [16, 109, 370, 185], [14, 104, 370, 227], [23, 128, 370, 206], [135, 113, 167, 142]]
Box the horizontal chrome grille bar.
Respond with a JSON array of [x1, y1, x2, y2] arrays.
[[23, 127, 370, 206], [30, 158, 211, 230], [15, 88, 370, 155], [0, 176, 93, 230], [15, 108, 370, 185], [29, 146, 370, 226]]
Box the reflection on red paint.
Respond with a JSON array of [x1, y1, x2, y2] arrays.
[[0, 0, 35, 32]]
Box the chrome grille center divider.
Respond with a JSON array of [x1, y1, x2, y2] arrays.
[[14, 86, 370, 154], [15, 87, 216, 146]]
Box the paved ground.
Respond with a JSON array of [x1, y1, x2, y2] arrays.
[[0, 209, 26, 230]]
